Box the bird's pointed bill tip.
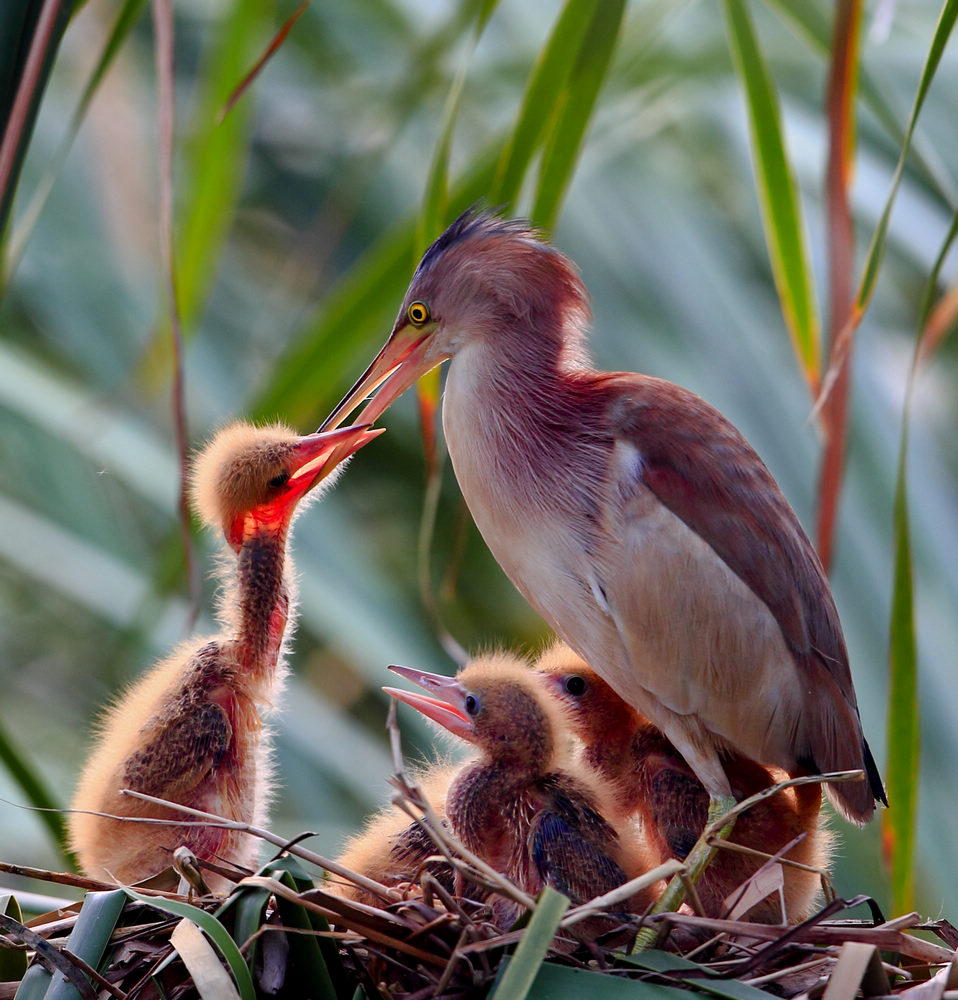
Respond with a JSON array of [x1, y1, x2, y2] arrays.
[[383, 671, 474, 741]]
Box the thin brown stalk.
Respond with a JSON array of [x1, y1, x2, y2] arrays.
[[0, 0, 64, 202], [151, 0, 200, 626], [816, 0, 862, 569], [219, 0, 311, 123]]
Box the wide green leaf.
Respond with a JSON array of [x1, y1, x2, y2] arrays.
[[532, 0, 626, 232], [490, 0, 599, 209]]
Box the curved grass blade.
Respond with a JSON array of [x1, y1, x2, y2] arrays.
[[764, 0, 958, 209], [122, 888, 256, 1000], [516, 959, 694, 1000], [267, 863, 340, 1000], [883, 423, 918, 913], [622, 949, 779, 1000], [490, 885, 569, 1000], [531, 0, 626, 232], [490, 0, 599, 209], [0, 724, 72, 865], [723, 0, 820, 389], [216, 880, 270, 978], [855, 0, 958, 315], [882, 211, 958, 913]]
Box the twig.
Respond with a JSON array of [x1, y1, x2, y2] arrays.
[[385, 699, 539, 912], [117, 789, 401, 903], [561, 861, 684, 927], [703, 771, 861, 836]]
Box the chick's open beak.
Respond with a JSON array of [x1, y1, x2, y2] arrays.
[[384, 664, 475, 742], [318, 326, 439, 432], [288, 424, 383, 496]]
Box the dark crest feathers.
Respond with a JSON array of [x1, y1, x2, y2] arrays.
[[415, 208, 544, 278]]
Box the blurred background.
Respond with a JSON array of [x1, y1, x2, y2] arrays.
[[1, 0, 956, 919]]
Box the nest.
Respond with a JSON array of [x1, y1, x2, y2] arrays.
[[1, 765, 956, 1000], [2, 715, 954, 999]]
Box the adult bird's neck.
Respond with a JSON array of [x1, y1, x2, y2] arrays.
[[443, 334, 606, 513], [234, 530, 291, 677]]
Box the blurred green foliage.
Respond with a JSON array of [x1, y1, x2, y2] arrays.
[[1, 0, 957, 924]]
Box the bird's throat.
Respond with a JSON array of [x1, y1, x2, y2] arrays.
[[235, 531, 290, 676]]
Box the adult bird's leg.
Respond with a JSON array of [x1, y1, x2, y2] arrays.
[[632, 793, 738, 952]]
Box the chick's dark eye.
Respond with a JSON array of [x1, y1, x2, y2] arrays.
[[407, 301, 430, 326], [564, 675, 587, 697], [268, 471, 290, 489], [464, 694, 480, 716]]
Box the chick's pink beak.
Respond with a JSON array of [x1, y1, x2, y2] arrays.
[[384, 664, 475, 742], [318, 326, 439, 432], [288, 424, 383, 496]]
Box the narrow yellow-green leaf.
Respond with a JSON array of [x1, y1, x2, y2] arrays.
[[176, 0, 272, 330], [532, 0, 626, 232], [856, 0, 958, 313], [490, 886, 569, 1000], [418, 0, 501, 252], [723, 0, 820, 385], [490, 0, 599, 209]]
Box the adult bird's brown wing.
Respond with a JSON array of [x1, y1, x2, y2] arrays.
[[596, 373, 884, 822]]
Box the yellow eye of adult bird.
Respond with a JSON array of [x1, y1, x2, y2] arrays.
[[407, 301, 430, 326]]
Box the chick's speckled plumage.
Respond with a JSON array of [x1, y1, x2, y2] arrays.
[[69, 421, 373, 888], [536, 641, 832, 923]]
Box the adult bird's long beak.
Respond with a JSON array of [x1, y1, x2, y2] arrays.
[[384, 664, 475, 742], [287, 424, 384, 498], [318, 326, 438, 432]]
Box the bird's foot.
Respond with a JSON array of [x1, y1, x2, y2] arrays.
[[631, 794, 737, 953]]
